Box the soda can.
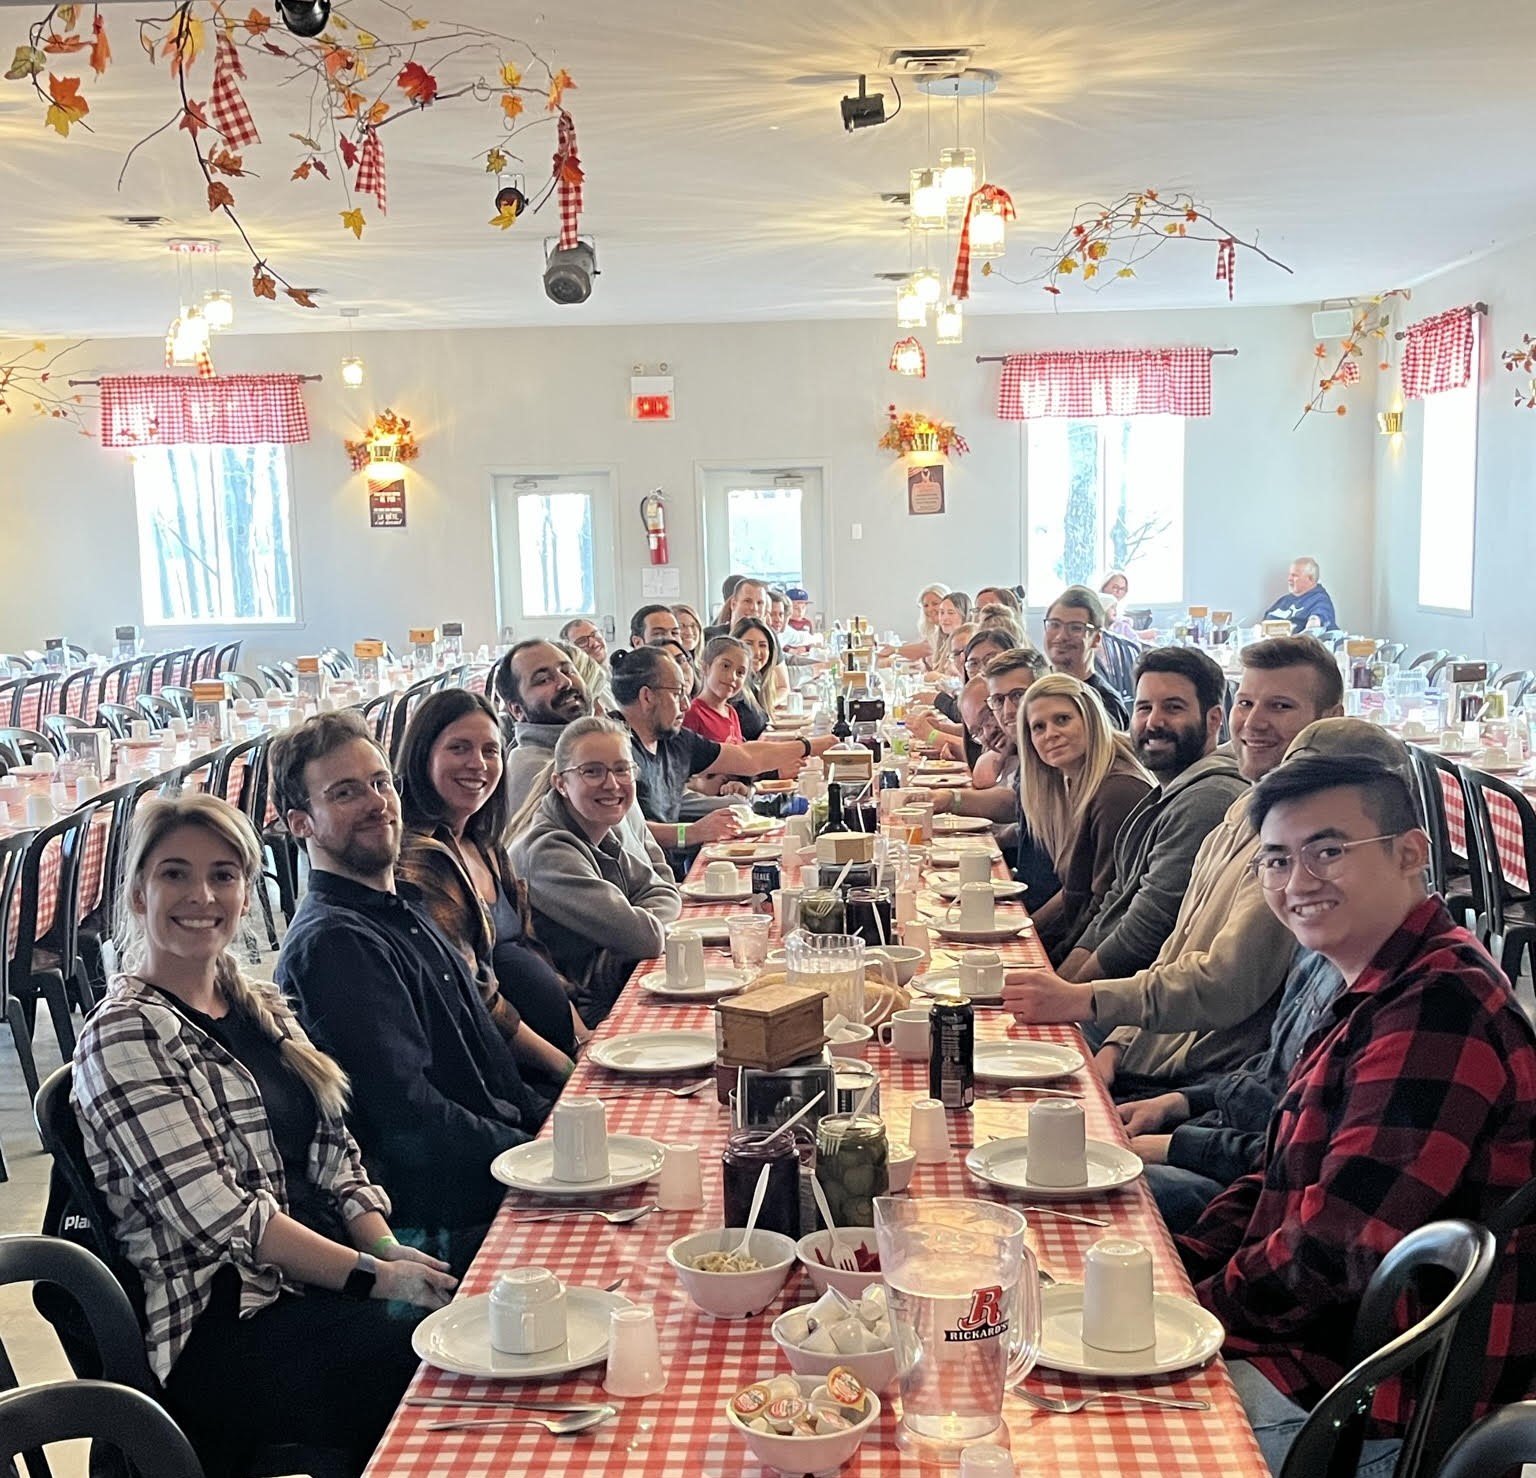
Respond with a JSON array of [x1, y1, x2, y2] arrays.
[[751, 860, 782, 898], [928, 994, 975, 1111]]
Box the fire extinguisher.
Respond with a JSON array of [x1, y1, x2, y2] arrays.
[[640, 489, 669, 565]]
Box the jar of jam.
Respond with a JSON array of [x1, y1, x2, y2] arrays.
[[814, 1113, 888, 1229], [845, 886, 894, 948], [721, 1127, 801, 1237]]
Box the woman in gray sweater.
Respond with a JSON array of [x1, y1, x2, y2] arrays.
[[509, 716, 683, 1027]]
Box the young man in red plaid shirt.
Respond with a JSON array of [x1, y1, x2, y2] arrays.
[[1179, 751, 1536, 1473]]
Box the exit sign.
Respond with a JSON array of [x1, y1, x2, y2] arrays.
[[630, 374, 675, 421]]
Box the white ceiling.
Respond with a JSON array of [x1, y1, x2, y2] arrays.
[[2, 0, 1535, 338]]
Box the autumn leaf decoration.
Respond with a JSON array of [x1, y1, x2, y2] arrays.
[[0, 339, 95, 436], [1295, 290, 1410, 429], [1499, 334, 1536, 410], [44, 72, 88, 135], [397, 59, 438, 105]]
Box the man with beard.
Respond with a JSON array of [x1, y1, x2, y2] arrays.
[[273, 712, 546, 1268], [1058, 647, 1245, 983]]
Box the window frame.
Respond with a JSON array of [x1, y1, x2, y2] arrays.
[[131, 441, 302, 630], [1415, 317, 1481, 617]]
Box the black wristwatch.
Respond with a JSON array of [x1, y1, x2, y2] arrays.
[[798, 737, 812, 758], [342, 1251, 378, 1300]]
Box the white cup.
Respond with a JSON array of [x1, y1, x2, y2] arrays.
[[1081, 1237, 1156, 1352], [782, 815, 813, 854], [877, 1008, 930, 1059], [129, 720, 150, 740], [76, 771, 100, 801], [704, 860, 740, 894], [34, 752, 56, 775], [665, 929, 706, 989], [909, 1097, 952, 1164], [772, 887, 802, 936], [24, 793, 55, 827], [951, 881, 996, 931], [1025, 1099, 1087, 1188], [488, 1267, 568, 1355], [169, 717, 190, 737], [550, 1094, 610, 1183], [957, 851, 993, 886], [958, 949, 1004, 997], [603, 1304, 667, 1397], [657, 1142, 704, 1212]]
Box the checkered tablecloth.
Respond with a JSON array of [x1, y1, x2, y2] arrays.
[[363, 844, 1266, 1477]]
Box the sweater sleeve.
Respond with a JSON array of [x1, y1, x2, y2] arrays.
[[525, 832, 672, 960]]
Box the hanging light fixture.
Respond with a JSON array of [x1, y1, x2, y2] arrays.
[[968, 197, 1007, 259], [911, 268, 943, 306], [939, 147, 976, 212], [167, 305, 211, 366], [889, 337, 926, 377], [936, 298, 963, 345], [896, 278, 926, 328], [339, 306, 366, 389], [909, 167, 948, 231], [202, 289, 234, 330]]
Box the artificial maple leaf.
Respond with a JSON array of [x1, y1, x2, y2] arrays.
[[355, 30, 377, 48], [410, 17, 430, 30], [285, 287, 318, 308], [1313, 344, 1328, 359], [1116, 267, 1135, 278], [500, 60, 522, 88], [43, 34, 87, 54], [366, 97, 389, 125], [500, 93, 523, 122], [489, 202, 519, 229], [88, 15, 110, 74], [1043, 284, 1061, 294], [292, 159, 312, 179], [246, 8, 271, 35], [1055, 256, 1077, 274], [44, 73, 89, 136], [397, 60, 437, 104], [209, 147, 245, 175], [207, 180, 235, 211], [289, 131, 320, 149], [261, 40, 288, 56], [322, 45, 354, 78], [559, 154, 583, 186], [178, 100, 209, 138], [485, 147, 507, 173], [310, 157, 329, 178], [252, 268, 276, 300], [5, 45, 46, 79], [338, 135, 359, 168], [57, 5, 79, 31], [547, 67, 573, 110], [162, 13, 205, 76], [1086, 240, 1108, 261], [340, 206, 365, 239], [1336, 405, 1348, 416], [1082, 263, 1099, 279]]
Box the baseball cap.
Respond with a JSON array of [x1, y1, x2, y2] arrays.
[[786, 587, 810, 602], [1282, 717, 1415, 791]]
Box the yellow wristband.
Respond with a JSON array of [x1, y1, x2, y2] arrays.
[[369, 1234, 398, 1255]]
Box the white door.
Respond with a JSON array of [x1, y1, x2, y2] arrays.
[[491, 472, 619, 643], [699, 466, 827, 623]]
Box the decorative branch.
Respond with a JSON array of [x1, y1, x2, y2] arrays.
[[1294, 289, 1410, 430], [878, 405, 968, 460], [0, 339, 95, 435], [1500, 335, 1536, 409]]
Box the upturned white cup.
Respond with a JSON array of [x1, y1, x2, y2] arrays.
[[958, 949, 1004, 996], [657, 1142, 704, 1212], [129, 720, 150, 741], [878, 1007, 931, 1059], [169, 717, 190, 738], [664, 929, 706, 989], [1025, 1099, 1087, 1188], [24, 793, 55, 827], [704, 860, 740, 894], [957, 851, 993, 886], [603, 1304, 667, 1397], [951, 881, 996, 931], [550, 1094, 610, 1183], [909, 1097, 953, 1164], [772, 887, 802, 936], [488, 1267, 568, 1355], [1081, 1237, 1156, 1352]]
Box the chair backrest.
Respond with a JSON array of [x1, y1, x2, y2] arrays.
[[257, 664, 292, 693], [359, 692, 392, 744], [212, 640, 242, 673], [90, 779, 159, 942], [1279, 1219, 1497, 1478], [0, 833, 30, 997], [0, 729, 52, 768], [0, 679, 22, 730], [134, 694, 176, 730], [55, 668, 95, 721], [93, 661, 136, 710], [1425, 654, 1465, 689], [1434, 1400, 1536, 1478], [217, 671, 264, 701], [1457, 766, 1536, 946], [387, 678, 437, 763], [187, 645, 218, 683], [0, 1380, 204, 1478], [1421, 749, 1487, 928], [10, 674, 58, 731], [10, 808, 98, 1007], [1409, 649, 1450, 672], [1095, 632, 1139, 702], [40, 715, 93, 756], [1379, 643, 1407, 666], [94, 705, 139, 742], [159, 686, 195, 720]]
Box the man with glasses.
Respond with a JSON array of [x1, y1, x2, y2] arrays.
[[273, 712, 546, 1268], [1177, 749, 1536, 1474], [559, 616, 608, 666], [1042, 585, 1129, 728]]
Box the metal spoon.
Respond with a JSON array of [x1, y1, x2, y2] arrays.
[[1013, 1389, 1210, 1414], [425, 1405, 618, 1435], [408, 1397, 614, 1413], [508, 1203, 659, 1225], [1021, 1205, 1109, 1228], [997, 1086, 1085, 1098], [609, 1080, 712, 1099]]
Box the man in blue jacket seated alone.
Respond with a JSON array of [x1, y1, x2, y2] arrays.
[[1261, 556, 1336, 633]]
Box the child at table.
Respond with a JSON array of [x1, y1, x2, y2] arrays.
[[682, 636, 750, 745], [785, 586, 815, 635]]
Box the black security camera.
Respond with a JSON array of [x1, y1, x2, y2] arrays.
[[841, 76, 886, 131]]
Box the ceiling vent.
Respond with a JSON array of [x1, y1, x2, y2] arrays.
[[877, 46, 977, 74], [109, 215, 169, 230]]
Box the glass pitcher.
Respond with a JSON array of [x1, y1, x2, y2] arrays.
[[784, 930, 872, 1024], [874, 1197, 1040, 1456]]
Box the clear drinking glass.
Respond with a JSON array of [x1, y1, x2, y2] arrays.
[[785, 930, 868, 1024], [726, 914, 770, 982], [874, 1197, 1040, 1456]]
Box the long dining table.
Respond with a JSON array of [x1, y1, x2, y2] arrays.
[[363, 807, 1268, 1478]]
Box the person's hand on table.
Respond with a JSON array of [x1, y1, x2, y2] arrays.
[[1002, 967, 1093, 1024], [374, 1257, 457, 1310], [688, 807, 744, 844], [718, 780, 752, 798], [1092, 1043, 1123, 1089], [1129, 1133, 1172, 1166], [1117, 1091, 1190, 1138]]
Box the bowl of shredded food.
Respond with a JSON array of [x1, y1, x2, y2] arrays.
[[666, 1228, 799, 1319]]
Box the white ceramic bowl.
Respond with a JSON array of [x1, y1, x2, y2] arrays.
[[886, 1142, 917, 1193], [725, 1372, 880, 1475], [868, 945, 924, 985], [771, 1305, 900, 1393], [796, 1228, 882, 1298], [666, 1228, 798, 1318]]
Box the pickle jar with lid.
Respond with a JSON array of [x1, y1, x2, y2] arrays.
[[814, 1113, 888, 1230], [721, 1126, 802, 1238]]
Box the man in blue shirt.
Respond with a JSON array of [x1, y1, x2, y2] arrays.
[[1261, 556, 1336, 633]]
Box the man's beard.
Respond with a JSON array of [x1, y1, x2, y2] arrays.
[[1135, 722, 1206, 777]]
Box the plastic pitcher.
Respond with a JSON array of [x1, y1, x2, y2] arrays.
[[874, 1197, 1040, 1456], [784, 931, 891, 1023]]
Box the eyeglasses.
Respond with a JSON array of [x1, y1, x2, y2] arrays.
[[561, 761, 637, 785], [1043, 618, 1097, 638], [315, 775, 396, 807], [986, 687, 1030, 714], [648, 685, 684, 697], [1249, 833, 1404, 890]]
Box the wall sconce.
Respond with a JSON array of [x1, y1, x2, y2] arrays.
[[1376, 410, 1404, 436], [345, 408, 420, 475]]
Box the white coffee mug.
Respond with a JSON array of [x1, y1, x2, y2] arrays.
[[704, 860, 740, 894], [950, 881, 996, 931], [1025, 1098, 1087, 1188], [550, 1094, 610, 1183], [877, 1008, 931, 1059], [958, 949, 1004, 996], [1081, 1238, 1156, 1352], [957, 851, 992, 886], [665, 929, 706, 989], [488, 1268, 568, 1355]]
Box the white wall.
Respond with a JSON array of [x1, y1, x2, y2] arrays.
[[1374, 235, 1536, 670], [1, 304, 1375, 665]]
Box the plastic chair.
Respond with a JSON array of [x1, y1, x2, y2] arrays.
[[40, 715, 94, 756], [55, 668, 95, 721], [359, 693, 392, 745], [0, 729, 52, 768], [134, 694, 177, 731], [212, 640, 242, 674], [1409, 649, 1450, 673], [218, 671, 264, 701], [1424, 654, 1466, 689], [1379, 643, 1407, 666], [159, 686, 195, 720], [94, 705, 139, 742], [257, 664, 292, 693], [387, 677, 437, 763], [1277, 1220, 1496, 1478], [7, 674, 58, 730], [0, 833, 40, 1105], [92, 661, 137, 711], [1435, 1401, 1536, 1478], [0, 1380, 204, 1478], [1408, 746, 1481, 932], [187, 645, 218, 683], [1457, 765, 1536, 991]]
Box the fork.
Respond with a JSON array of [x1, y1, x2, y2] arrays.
[[1013, 1389, 1211, 1414], [425, 1405, 618, 1435], [508, 1203, 659, 1225], [809, 1171, 859, 1272], [608, 1080, 712, 1099]]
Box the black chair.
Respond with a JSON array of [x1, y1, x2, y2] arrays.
[[1457, 766, 1536, 985], [1425, 654, 1466, 689], [1095, 632, 1139, 703], [0, 833, 40, 1104], [92, 661, 137, 712], [1278, 1220, 1496, 1478], [1379, 642, 1407, 666], [212, 640, 242, 674], [40, 715, 94, 756], [1496, 669, 1535, 709], [359, 692, 392, 745], [218, 671, 264, 701], [1409, 649, 1450, 673], [257, 664, 292, 694], [218, 736, 283, 947], [1435, 1401, 1536, 1478], [0, 1380, 205, 1478], [1408, 746, 1480, 932], [187, 645, 218, 683], [0, 730, 52, 768], [133, 694, 177, 731], [92, 705, 136, 742], [386, 677, 436, 763], [7, 674, 58, 730], [72, 780, 146, 999], [55, 668, 95, 722]]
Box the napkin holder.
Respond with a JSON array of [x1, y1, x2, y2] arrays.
[[716, 983, 827, 1072]]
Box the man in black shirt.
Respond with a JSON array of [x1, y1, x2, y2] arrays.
[[272, 711, 547, 1268], [1042, 585, 1130, 728]]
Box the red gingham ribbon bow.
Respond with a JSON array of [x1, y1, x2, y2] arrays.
[[1215, 237, 1236, 301], [210, 33, 260, 149], [952, 184, 1015, 301], [553, 110, 584, 249], [355, 127, 387, 213]]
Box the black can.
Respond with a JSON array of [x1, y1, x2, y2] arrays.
[[928, 994, 975, 1111], [751, 861, 782, 898]]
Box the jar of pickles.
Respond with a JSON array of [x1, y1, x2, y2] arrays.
[[721, 1127, 802, 1238], [814, 1114, 888, 1230]]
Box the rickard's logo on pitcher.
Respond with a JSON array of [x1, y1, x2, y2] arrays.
[[944, 1284, 1009, 1343]]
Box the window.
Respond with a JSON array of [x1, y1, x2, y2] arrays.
[[1026, 416, 1184, 604], [132, 443, 296, 625], [1417, 320, 1480, 613], [726, 485, 803, 589], [516, 490, 595, 618]]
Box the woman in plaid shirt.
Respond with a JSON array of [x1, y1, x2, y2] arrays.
[[72, 794, 458, 1477]]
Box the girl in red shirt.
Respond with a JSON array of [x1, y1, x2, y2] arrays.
[[682, 636, 750, 744]]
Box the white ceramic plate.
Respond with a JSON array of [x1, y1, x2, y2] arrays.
[[965, 1136, 1142, 1199], [972, 1039, 1086, 1082], [671, 915, 734, 943], [701, 842, 783, 863], [925, 873, 1027, 899], [641, 968, 747, 1001], [1034, 1285, 1224, 1377], [910, 969, 1007, 1007], [412, 1287, 633, 1380], [910, 774, 969, 789], [914, 759, 969, 774], [587, 1030, 718, 1075], [679, 880, 754, 903], [933, 814, 992, 834], [490, 1135, 665, 1194], [932, 920, 1031, 945], [736, 815, 778, 835]]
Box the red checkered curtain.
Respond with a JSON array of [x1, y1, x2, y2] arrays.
[[996, 348, 1213, 420], [99, 374, 311, 447], [1400, 307, 1475, 399]]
